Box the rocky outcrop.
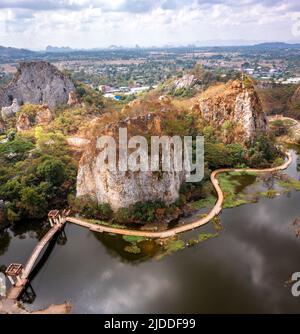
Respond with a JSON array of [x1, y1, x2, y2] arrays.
[[0, 119, 5, 134], [35, 106, 53, 125], [77, 112, 185, 211], [162, 74, 203, 95], [291, 85, 300, 103], [0, 61, 75, 110], [195, 79, 268, 141], [158, 95, 171, 104], [67, 91, 80, 106], [67, 137, 90, 148], [16, 113, 31, 131], [16, 104, 53, 131], [76, 79, 268, 211], [0, 299, 72, 314], [1, 99, 20, 121], [173, 74, 197, 90]]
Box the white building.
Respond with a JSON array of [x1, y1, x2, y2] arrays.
[[282, 78, 300, 84]]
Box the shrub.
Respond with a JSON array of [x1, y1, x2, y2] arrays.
[[19, 187, 47, 219], [205, 142, 233, 169], [253, 134, 280, 163], [114, 208, 131, 224], [270, 120, 289, 137], [71, 196, 113, 221], [37, 157, 66, 186], [0, 136, 34, 163], [226, 143, 246, 166], [130, 200, 166, 223], [0, 130, 76, 223]]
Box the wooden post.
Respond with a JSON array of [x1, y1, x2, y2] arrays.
[[7, 276, 15, 286], [16, 275, 22, 285], [5, 263, 23, 287]]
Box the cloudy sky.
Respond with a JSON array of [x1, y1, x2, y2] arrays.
[[0, 0, 300, 49]]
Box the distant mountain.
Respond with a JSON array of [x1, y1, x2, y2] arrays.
[[46, 45, 74, 53], [108, 45, 124, 50], [252, 42, 300, 50], [0, 46, 35, 60]]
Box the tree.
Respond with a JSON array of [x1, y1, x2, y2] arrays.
[[37, 158, 66, 186], [19, 187, 47, 219]]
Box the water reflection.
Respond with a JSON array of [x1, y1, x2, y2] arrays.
[[0, 150, 300, 313], [93, 233, 163, 264], [0, 231, 11, 257]]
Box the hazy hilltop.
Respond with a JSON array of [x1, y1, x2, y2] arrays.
[[45, 46, 75, 53], [0, 46, 35, 62], [1, 42, 300, 62]]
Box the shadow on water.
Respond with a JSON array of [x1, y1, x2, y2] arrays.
[[1, 148, 300, 313], [0, 230, 11, 258], [92, 232, 163, 264], [20, 228, 67, 304]]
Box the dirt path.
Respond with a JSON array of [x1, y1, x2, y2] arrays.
[[67, 151, 293, 239]]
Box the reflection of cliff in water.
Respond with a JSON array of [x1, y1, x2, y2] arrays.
[[0, 231, 11, 258], [0, 220, 49, 263], [9, 220, 50, 241], [92, 232, 162, 263]]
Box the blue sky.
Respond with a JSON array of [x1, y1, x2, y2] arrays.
[[0, 0, 300, 49]]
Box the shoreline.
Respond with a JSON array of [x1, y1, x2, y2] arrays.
[[67, 151, 293, 239]]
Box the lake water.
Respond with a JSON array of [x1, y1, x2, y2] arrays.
[[1, 150, 300, 314]]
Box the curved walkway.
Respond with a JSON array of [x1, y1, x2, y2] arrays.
[[67, 151, 293, 239], [6, 221, 65, 300]]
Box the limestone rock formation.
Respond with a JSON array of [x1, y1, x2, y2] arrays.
[[1, 99, 20, 121], [16, 104, 53, 131], [35, 106, 53, 125], [0, 119, 5, 134], [77, 113, 185, 211], [158, 95, 171, 104], [16, 113, 31, 131], [0, 61, 75, 110], [162, 74, 203, 95], [76, 79, 267, 211], [195, 79, 268, 140], [67, 91, 80, 106], [67, 137, 90, 148], [173, 74, 197, 90]]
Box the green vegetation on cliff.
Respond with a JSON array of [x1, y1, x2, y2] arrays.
[[0, 129, 77, 223]]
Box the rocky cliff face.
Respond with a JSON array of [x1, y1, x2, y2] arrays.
[[0, 119, 5, 134], [16, 104, 53, 132], [67, 91, 80, 106], [0, 61, 75, 110], [76, 79, 268, 211], [195, 79, 268, 141], [1, 99, 20, 121], [173, 74, 197, 90], [163, 74, 202, 95], [77, 112, 185, 211]]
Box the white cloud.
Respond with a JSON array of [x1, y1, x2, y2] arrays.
[[0, 0, 299, 49]]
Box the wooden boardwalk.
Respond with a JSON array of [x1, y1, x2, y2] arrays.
[[67, 151, 293, 239], [6, 220, 66, 300], [4, 152, 293, 301]]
